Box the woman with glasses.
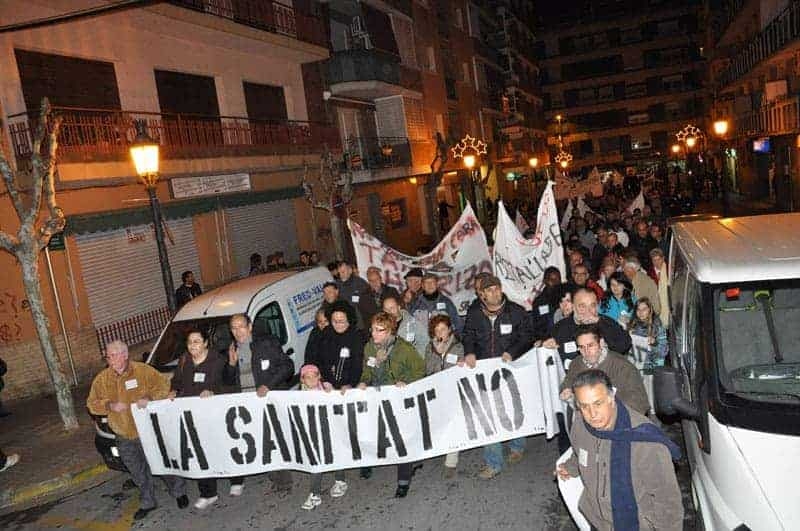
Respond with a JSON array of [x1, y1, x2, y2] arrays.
[[358, 312, 425, 497]]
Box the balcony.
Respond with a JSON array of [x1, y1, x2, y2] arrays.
[[6, 107, 340, 164], [326, 49, 422, 100], [344, 137, 411, 171], [738, 95, 799, 137], [717, 1, 800, 89], [168, 0, 328, 48]]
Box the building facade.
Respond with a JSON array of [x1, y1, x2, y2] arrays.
[[536, 0, 706, 175], [708, 0, 800, 210]]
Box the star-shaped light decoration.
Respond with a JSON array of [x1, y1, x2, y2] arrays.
[[451, 134, 488, 159], [675, 124, 701, 143]]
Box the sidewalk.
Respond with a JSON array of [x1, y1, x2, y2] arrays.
[[0, 384, 121, 515]]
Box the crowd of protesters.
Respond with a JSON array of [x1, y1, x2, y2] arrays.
[[83, 173, 686, 528]]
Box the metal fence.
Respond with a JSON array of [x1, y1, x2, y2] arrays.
[[95, 306, 172, 354]]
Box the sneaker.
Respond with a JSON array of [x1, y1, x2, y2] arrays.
[[193, 496, 218, 510], [443, 466, 457, 479], [330, 480, 348, 498], [477, 466, 500, 480], [0, 454, 19, 472], [507, 451, 524, 465], [133, 506, 156, 520], [229, 484, 244, 497], [301, 493, 322, 510]]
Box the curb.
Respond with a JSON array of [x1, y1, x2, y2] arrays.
[[0, 463, 120, 516]]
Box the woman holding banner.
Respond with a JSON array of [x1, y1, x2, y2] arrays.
[[423, 315, 464, 479], [358, 312, 426, 497]]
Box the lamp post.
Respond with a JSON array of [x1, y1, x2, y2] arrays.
[[130, 120, 176, 313], [712, 119, 730, 216]]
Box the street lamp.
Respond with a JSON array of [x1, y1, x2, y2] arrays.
[[130, 120, 176, 313]]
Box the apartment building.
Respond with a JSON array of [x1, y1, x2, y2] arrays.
[[0, 0, 336, 400], [536, 0, 706, 174], [708, 0, 800, 209]]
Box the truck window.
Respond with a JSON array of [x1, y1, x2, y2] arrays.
[[253, 301, 288, 345]]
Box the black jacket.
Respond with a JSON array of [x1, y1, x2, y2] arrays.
[[462, 298, 534, 360], [308, 326, 365, 389], [171, 352, 227, 397], [223, 336, 294, 391], [552, 315, 632, 362]]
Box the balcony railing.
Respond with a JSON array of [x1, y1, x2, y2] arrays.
[[738, 94, 799, 137], [344, 137, 411, 170], [169, 0, 328, 48], [327, 49, 422, 92], [6, 107, 340, 163], [717, 1, 800, 88]]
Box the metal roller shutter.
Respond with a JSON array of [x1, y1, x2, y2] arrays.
[[75, 217, 201, 328], [226, 200, 300, 278]]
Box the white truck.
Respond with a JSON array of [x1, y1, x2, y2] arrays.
[[655, 213, 800, 530]]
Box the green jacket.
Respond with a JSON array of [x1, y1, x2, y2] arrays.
[[361, 336, 425, 386]]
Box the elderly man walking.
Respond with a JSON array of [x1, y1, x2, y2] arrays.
[[87, 340, 188, 521], [556, 369, 683, 531]]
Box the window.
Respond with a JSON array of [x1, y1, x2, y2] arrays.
[[426, 47, 437, 72], [253, 302, 288, 345]]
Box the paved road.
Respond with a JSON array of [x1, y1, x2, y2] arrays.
[[0, 424, 698, 531]]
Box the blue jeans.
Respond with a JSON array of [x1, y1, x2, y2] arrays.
[[483, 438, 525, 471]]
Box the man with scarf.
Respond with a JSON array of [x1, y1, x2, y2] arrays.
[[461, 275, 534, 479], [556, 369, 683, 530], [358, 311, 425, 496]]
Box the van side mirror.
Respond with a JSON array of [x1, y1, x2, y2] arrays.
[[654, 367, 700, 419]]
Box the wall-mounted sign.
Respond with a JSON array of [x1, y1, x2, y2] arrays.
[[170, 173, 251, 199]]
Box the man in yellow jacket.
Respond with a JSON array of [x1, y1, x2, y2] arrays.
[[87, 340, 188, 521]]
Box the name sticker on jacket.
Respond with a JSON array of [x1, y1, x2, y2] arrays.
[[193, 372, 206, 383], [578, 447, 588, 467], [351, 295, 360, 303], [446, 353, 458, 365], [564, 341, 578, 353], [124, 379, 138, 390], [367, 357, 377, 368], [261, 359, 271, 371], [538, 305, 549, 315], [339, 347, 350, 359], [500, 323, 513, 335], [436, 302, 446, 310]]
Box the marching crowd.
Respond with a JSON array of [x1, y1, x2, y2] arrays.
[[83, 179, 686, 529]]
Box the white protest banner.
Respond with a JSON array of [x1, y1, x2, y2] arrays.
[[349, 204, 491, 314], [132, 356, 547, 478], [493, 181, 566, 310]]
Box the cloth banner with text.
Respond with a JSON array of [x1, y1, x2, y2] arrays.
[[348, 204, 491, 315], [493, 181, 566, 310], [131, 354, 562, 478]]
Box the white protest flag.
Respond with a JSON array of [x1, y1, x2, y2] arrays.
[[493, 181, 566, 310], [560, 198, 573, 231], [132, 355, 549, 477], [626, 190, 645, 214], [348, 204, 491, 314], [515, 210, 530, 234]]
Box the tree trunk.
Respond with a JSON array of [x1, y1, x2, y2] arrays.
[[330, 215, 346, 260], [18, 247, 78, 430]]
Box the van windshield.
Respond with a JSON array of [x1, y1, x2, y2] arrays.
[[715, 280, 800, 404], [149, 316, 234, 369]]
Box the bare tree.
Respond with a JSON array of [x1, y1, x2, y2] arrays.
[[0, 99, 77, 430], [301, 148, 353, 260]]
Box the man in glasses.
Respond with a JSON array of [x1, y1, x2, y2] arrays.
[[558, 325, 649, 415]]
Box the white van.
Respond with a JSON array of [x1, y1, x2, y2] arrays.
[[145, 267, 330, 389], [654, 214, 800, 531]]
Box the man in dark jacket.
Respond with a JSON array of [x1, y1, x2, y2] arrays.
[[175, 271, 202, 309], [544, 288, 631, 362], [462, 276, 534, 479], [338, 261, 378, 329], [225, 313, 294, 492]]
